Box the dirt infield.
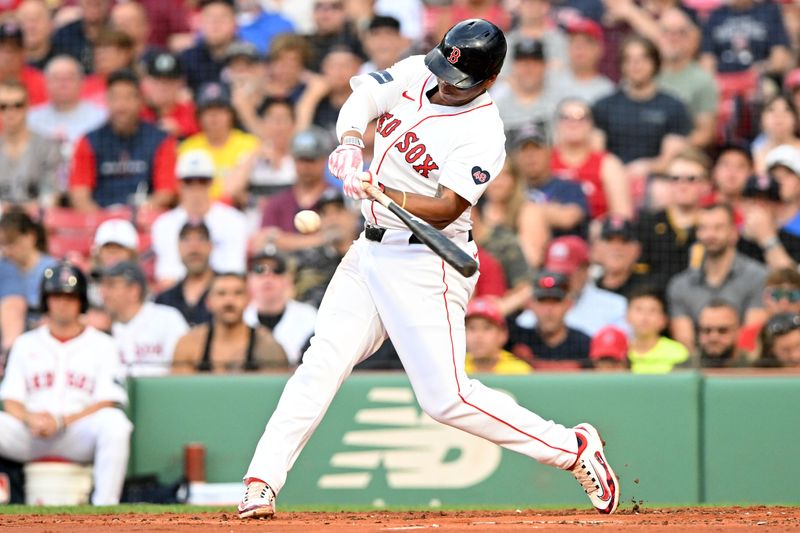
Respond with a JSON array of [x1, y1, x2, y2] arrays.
[[2, 506, 799, 532]]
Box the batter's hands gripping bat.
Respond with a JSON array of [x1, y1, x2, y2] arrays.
[[358, 173, 479, 278]]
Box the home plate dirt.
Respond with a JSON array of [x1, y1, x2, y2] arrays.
[[2, 506, 799, 532]]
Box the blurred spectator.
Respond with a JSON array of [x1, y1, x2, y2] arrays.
[[700, 0, 791, 76], [786, 69, 800, 114], [172, 272, 288, 372], [594, 217, 646, 298], [295, 45, 361, 134], [548, 18, 614, 104], [226, 41, 268, 135], [51, 0, 112, 73], [293, 190, 359, 308], [16, 0, 55, 71], [226, 97, 296, 203], [360, 16, 409, 74], [179, 81, 259, 200], [769, 145, 800, 240], [626, 286, 688, 373], [589, 325, 629, 371], [431, 0, 510, 44], [758, 312, 800, 368], [81, 30, 136, 107], [550, 98, 631, 220], [179, 0, 239, 94], [491, 39, 557, 132], [68, 70, 178, 211], [543, 235, 628, 335], [263, 33, 313, 103], [711, 143, 751, 208], [739, 268, 800, 356], [243, 249, 317, 366], [508, 270, 590, 367], [696, 298, 749, 367], [0, 209, 56, 327], [305, 0, 364, 72], [91, 218, 138, 270], [27, 56, 107, 160], [465, 297, 531, 374], [636, 148, 709, 289], [253, 127, 335, 252], [592, 35, 691, 176], [752, 96, 800, 175], [473, 247, 508, 300], [656, 8, 718, 149], [110, 2, 158, 65], [235, 0, 294, 55], [0, 22, 46, 105], [513, 123, 589, 240], [135, 0, 191, 50], [481, 161, 525, 229], [0, 261, 26, 358], [99, 261, 189, 376], [668, 203, 767, 351], [0, 81, 59, 208], [152, 150, 248, 287], [141, 52, 199, 140], [154, 221, 214, 326], [0, 262, 131, 505]]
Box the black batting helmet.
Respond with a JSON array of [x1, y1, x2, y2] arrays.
[[40, 262, 89, 314], [424, 19, 507, 90]]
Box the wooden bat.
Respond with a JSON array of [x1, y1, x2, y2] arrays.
[[359, 175, 478, 278]]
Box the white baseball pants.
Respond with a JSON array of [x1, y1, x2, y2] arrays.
[[246, 233, 579, 493], [0, 408, 133, 505]]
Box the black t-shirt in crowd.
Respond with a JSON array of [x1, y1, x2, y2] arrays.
[[507, 323, 591, 363], [636, 209, 697, 292], [154, 280, 211, 327]]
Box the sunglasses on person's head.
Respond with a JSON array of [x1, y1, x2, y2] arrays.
[[251, 262, 286, 275], [0, 100, 25, 111], [765, 314, 800, 338], [669, 174, 701, 183], [698, 325, 735, 335], [767, 287, 800, 303]]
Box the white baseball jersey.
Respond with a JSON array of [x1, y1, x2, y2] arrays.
[[340, 55, 506, 237], [111, 302, 189, 377], [0, 326, 127, 414]]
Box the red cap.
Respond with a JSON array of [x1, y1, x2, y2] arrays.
[[566, 17, 604, 42], [589, 326, 629, 361], [466, 297, 505, 328], [786, 68, 800, 91], [545, 236, 589, 275]]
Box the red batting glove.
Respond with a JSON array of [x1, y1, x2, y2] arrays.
[[328, 144, 363, 180], [342, 170, 375, 200]]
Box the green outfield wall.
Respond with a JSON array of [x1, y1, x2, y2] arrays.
[[125, 372, 800, 506]]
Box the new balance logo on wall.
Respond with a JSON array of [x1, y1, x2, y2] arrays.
[[318, 387, 502, 489]]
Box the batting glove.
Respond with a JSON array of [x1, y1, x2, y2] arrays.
[[328, 144, 363, 180], [342, 170, 375, 200]]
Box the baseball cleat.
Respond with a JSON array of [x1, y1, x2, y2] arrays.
[[238, 480, 276, 519], [570, 423, 620, 514]]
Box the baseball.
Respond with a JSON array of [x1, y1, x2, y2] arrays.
[[294, 210, 321, 234]]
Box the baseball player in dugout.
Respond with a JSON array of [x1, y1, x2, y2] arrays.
[[0, 262, 133, 505], [238, 19, 620, 519]]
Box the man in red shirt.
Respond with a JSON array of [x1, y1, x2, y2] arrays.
[[0, 22, 46, 106], [141, 52, 199, 140]]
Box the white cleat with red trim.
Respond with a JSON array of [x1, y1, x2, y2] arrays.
[[238, 480, 276, 519], [570, 423, 620, 514]]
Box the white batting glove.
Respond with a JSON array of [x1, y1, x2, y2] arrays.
[[328, 144, 363, 180], [342, 170, 375, 200]]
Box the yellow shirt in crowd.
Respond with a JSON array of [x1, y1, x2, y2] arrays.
[[465, 350, 533, 375], [179, 129, 260, 199], [628, 337, 689, 374]]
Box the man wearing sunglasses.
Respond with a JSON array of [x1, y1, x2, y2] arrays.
[[696, 299, 750, 368], [739, 268, 800, 356]]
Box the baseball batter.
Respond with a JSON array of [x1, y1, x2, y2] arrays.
[[0, 263, 132, 505], [239, 20, 620, 518]]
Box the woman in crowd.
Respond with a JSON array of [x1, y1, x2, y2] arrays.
[[752, 95, 800, 175], [758, 312, 800, 367]]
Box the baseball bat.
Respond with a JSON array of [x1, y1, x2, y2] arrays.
[[359, 174, 479, 278]]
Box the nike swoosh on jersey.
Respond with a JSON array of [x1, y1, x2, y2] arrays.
[[402, 91, 414, 101]]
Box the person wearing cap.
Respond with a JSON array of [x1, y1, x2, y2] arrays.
[[306, 0, 365, 73], [28, 56, 107, 154], [51, 0, 112, 73], [594, 217, 646, 298], [589, 326, 629, 372], [243, 249, 317, 366], [151, 149, 248, 287], [667, 203, 767, 352], [172, 272, 288, 373], [767, 144, 800, 240], [656, 8, 718, 149], [758, 312, 800, 368], [99, 261, 189, 376], [253, 127, 337, 252], [465, 297, 531, 375], [140, 52, 199, 140], [738, 268, 800, 357], [0, 21, 47, 106], [491, 39, 558, 132], [179, 81, 260, 201], [508, 270, 590, 367], [626, 286, 688, 374], [360, 16, 410, 75], [513, 122, 590, 240], [16, 0, 56, 71], [179, 0, 240, 94], [548, 17, 614, 105], [68, 70, 179, 212], [235, 0, 294, 55], [154, 221, 214, 326], [501, 0, 567, 75], [91, 218, 139, 270]]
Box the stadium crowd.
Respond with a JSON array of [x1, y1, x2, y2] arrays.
[[1, 0, 800, 382]]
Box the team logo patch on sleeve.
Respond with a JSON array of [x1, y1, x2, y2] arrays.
[[471, 166, 491, 184]]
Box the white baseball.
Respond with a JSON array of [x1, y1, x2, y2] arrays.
[[294, 210, 321, 234]]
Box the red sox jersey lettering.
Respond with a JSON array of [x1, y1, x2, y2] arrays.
[[376, 114, 440, 178]]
